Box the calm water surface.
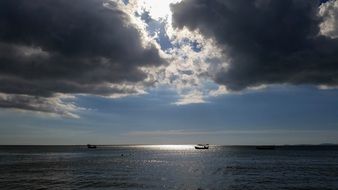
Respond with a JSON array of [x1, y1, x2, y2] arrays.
[[0, 145, 337, 190]]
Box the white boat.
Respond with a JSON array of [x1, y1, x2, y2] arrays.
[[195, 144, 209, 149]]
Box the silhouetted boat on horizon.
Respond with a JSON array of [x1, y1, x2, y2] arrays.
[[195, 144, 209, 149], [87, 144, 97, 149]]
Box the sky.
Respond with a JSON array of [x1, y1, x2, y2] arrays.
[[0, 0, 338, 145]]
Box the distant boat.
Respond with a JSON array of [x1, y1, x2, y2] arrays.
[[87, 144, 97, 149], [255, 145, 275, 150], [195, 144, 209, 149]]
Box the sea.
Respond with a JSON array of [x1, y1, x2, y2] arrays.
[[0, 145, 337, 190]]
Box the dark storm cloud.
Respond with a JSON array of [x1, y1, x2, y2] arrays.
[[0, 0, 164, 95], [171, 0, 338, 90], [0, 0, 165, 115]]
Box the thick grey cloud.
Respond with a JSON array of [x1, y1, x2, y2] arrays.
[[171, 0, 338, 90], [0, 0, 165, 115]]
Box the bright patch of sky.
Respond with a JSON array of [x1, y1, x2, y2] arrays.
[[134, 0, 182, 20], [115, 0, 228, 105]]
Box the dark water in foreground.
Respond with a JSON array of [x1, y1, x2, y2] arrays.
[[0, 145, 337, 190]]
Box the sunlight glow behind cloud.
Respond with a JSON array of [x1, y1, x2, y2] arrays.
[[136, 0, 182, 20]]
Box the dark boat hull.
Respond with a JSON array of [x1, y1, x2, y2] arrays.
[[195, 146, 209, 149], [87, 144, 97, 149]]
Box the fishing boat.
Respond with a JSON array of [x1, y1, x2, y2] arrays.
[[87, 144, 97, 149], [195, 144, 209, 149]]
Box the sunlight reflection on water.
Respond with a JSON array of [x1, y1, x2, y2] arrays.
[[133, 144, 195, 150]]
